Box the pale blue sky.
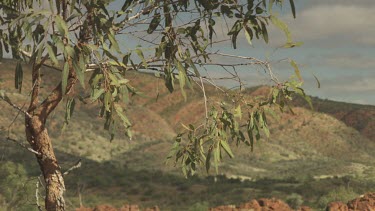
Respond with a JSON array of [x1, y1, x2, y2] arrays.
[[112, 0, 375, 105]]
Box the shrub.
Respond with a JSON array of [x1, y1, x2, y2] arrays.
[[286, 193, 304, 209], [188, 201, 209, 211], [317, 186, 358, 209]]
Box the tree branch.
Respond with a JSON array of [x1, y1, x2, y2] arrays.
[[0, 95, 32, 118], [4, 137, 41, 155]]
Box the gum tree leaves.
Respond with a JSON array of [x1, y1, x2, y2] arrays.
[[14, 61, 22, 93], [147, 12, 161, 34], [1, 0, 305, 178]]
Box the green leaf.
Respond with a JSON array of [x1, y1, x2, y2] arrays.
[[135, 48, 147, 68], [147, 13, 161, 34], [213, 143, 220, 173], [289, 0, 296, 18], [313, 74, 321, 88], [270, 15, 292, 43], [227, 20, 242, 35], [121, 0, 134, 12], [206, 147, 212, 173], [220, 140, 234, 158], [175, 59, 188, 100], [114, 103, 131, 127], [108, 30, 120, 53], [14, 61, 23, 93], [234, 105, 242, 119], [91, 88, 105, 102], [46, 43, 58, 66], [244, 26, 253, 46], [62, 62, 69, 94], [72, 59, 85, 88], [290, 60, 302, 81], [65, 98, 75, 123], [0, 41, 3, 60], [104, 91, 112, 111], [283, 41, 303, 48], [260, 20, 269, 43], [54, 15, 68, 37]]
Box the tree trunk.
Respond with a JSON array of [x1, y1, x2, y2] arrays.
[[25, 115, 65, 211]]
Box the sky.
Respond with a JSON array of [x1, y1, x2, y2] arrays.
[[234, 0, 375, 105]]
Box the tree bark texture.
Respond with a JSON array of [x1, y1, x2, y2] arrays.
[[25, 115, 65, 211]]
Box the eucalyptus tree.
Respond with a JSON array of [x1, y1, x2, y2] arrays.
[[0, 0, 309, 210]]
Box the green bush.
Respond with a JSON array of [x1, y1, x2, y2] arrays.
[[317, 186, 358, 209], [286, 193, 304, 209], [188, 201, 209, 211], [0, 161, 36, 211]]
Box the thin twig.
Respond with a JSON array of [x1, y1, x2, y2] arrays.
[[63, 159, 82, 176], [199, 77, 208, 120], [0, 95, 32, 118], [4, 137, 41, 155], [35, 177, 43, 211]]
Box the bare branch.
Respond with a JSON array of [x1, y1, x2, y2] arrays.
[[63, 159, 82, 176], [4, 137, 41, 155], [0, 95, 32, 118]]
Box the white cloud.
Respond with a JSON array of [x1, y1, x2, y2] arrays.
[[288, 4, 375, 46]]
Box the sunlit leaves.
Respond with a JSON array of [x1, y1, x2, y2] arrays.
[[270, 15, 292, 43], [290, 60, 302, 81], [62, 62, 69, 94], [63, 98, 75, 128], [54, 15, 68, 37]]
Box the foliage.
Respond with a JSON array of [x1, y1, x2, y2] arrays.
[[188, 201, 210, 211], [0, 1, 310, 208], [317, 186, 359, 209], [285, 193, 303, 209], [0, 161, 36, 211]]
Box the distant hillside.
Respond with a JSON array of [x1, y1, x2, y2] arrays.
[[292, 96, 375, 141]]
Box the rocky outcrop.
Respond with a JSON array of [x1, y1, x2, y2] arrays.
[[326, 192, 375, 211], [210, 198, 297, 211], [76, 205, 159, 211]]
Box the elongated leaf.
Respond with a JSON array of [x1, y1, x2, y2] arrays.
[[205, 147, 212, 173], [260, 20, 269, 43], [313, 74, 321, 88], [104, 91, 112, 111], [46, 43, 58, 66], [72, 59, 85, 88], [91, 88, 105, 101], [114, 103, 131, 127], [55, 15, 68, 36], [147, 13, 161, 34], [135, 49, 147, 68], [175, 59, 188, 100], [0, 41, 3, 60], [290, 60, 302, 81], [64, 98, 75, 124], [220, 140, 234, 158], [244, 26, 253, 46], [213, 143, 220, 173], [62, 62, 69, 94], [121, 0, 134, 11], [289, 0, 296, 18], [108, 30, 120, 52], [270, 15, 292, 43], [14, 61, 23, 93]]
